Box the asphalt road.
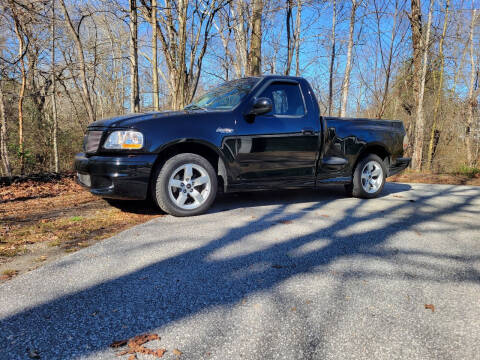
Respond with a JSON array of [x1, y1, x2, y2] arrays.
[[1, 182, 480, 360]]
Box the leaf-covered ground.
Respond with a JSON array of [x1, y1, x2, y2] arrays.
[[389, 169, 480, 186], [0, 177, 163, 281]]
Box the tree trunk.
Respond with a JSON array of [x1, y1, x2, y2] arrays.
[[294, 0, 302, 76], [12, 8, 26, 174], [152, 0, 159, 111], [285, 0, 293, 75], [0, 82, 11, 177], [427, 0, 449, 168], [51, 0, 59, 172], [328, 0, 336, 116], [129, 0, 140, 113], [411, 0, 433, 170], [174, 0, 188, 110], [408, 0, 423, 159], [249, 0, 263, 76], [232, 1, 248, 78], [466, 9, 479, 167], [340, 0, 360, 117], [375, 0, 398, 119], [59, 0, 95, 123]]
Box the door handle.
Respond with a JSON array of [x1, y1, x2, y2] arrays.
[[302, 127, 315, 135]]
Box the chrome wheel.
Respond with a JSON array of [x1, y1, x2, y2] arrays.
[[168, 163, 211, 210], [361, 160, 383, 194]]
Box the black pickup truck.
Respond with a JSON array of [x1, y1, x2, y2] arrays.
[[75, 75, 410, 216]]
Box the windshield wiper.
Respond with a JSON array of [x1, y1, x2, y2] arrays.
[[184, 104, 207, 111]]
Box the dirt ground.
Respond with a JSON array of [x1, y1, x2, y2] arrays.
[[388, 170, 480, 186], [0, 177, 163, 282], [0, 171, 478, 282]]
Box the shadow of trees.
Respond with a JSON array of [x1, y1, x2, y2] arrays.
[[1, 182, 479, 359]]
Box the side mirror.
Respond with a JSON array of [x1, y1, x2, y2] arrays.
[[246, 97, 272, 117]]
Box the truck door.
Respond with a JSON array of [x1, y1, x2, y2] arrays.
[[232, 80, 320, 189]]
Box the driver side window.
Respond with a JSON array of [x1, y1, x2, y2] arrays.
[[258, 82, 306, 116]]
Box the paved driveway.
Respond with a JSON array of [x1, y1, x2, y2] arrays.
[[1, 183, 479, 360]]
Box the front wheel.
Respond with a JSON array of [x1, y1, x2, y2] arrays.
[[153, 153, 217, 216], [350, 154, 386, 198]]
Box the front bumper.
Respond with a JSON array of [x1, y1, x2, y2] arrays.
[[389, 157, 411, 176], [74, 153, 157, 200]]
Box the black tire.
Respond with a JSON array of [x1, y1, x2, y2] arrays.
[[351, 154, 386, 199], [344, 183, 353, 196], [153, 153, 217, 217]]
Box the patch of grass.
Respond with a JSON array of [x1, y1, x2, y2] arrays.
[[0, 245, 25, 257], [48, 239, 61, 247], [1, 182, 162, 269], [2, 269, 18, 277], [456, 165, 480, 178], [0, 246, 19, 257]]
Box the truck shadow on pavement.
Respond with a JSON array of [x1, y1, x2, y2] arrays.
[[1, 182, 479, 359], [106, 182, 413, 216]]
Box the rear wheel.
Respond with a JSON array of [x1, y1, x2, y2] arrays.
[[153, 153, 217, 216], [351, 154, 386, 198]]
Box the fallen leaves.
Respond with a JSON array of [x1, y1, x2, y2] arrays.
[[0, 176, 81, 203], [110, 339, 128, 348], [1, 269, 18, 280], [389, 171, 480, 186], [0, 177, 163, 281], [424, 304, 435, 312], [112, 333, 168, 359], [173, 349, 183, 356]]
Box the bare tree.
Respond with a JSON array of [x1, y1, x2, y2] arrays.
[[129, 0, 140, 113], [140, 0, 229, 110], [249, 0, 263, 76], [411, 0, 433, 170], [231, 0, 249, 77], [151, 0, 159, 111], [285, 0, 302, 75], [407, 0, 423, 158], [51, 0, 59, 172], [328, 0, 337, 116], [466, 8, 479, 167], [340, 0, 361, 117], [59, 0, 95, 123], [294, 0, 302, 76], [374, 0, 402, 119], [427, 0, 449, 168], [0, 81, 11, 177], [10, 1, 27, 174]]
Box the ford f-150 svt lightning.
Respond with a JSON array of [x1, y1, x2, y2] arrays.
[[75, 75, 410, 216]]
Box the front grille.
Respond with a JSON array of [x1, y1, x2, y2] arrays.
[[83, 130, 103, 154]]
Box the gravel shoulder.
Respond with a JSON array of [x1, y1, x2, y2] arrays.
[[1, 182, 479, 360]]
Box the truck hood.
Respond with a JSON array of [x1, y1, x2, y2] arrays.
[[87, 111, 191, 129]]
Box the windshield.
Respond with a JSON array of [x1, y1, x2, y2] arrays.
[[186, 77, 260, 110]]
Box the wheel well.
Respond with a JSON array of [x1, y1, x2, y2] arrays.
[[150, 142, 227, 194], [353, 145, 390, 174]]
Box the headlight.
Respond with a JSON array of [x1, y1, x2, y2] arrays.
[[103, 130, 144, 150]]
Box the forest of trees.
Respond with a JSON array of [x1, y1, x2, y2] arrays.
[[0, 0, 479, 177]]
